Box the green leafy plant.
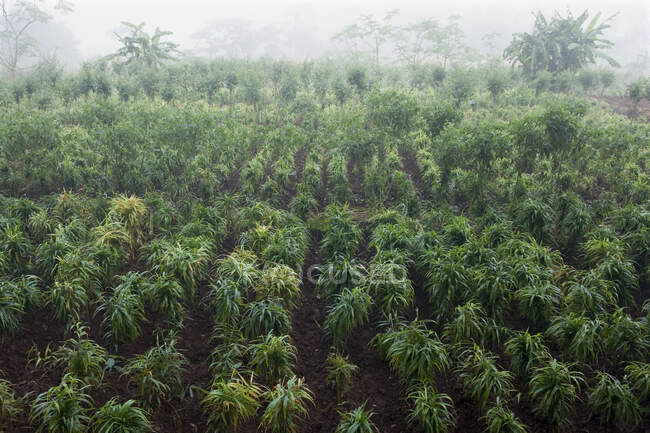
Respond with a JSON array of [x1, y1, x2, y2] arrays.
[[407, 384, 456, 433], [324, 287, 372, 349], [504, 331, 549, 379], [48, 279, 88, 325], [482, 398, 528, 433], [255, 264, 301, 309], [335, 403, 378, 433], [144, 273, 185, 325], [458, 345, 513, 412], [201, 375, 263, 433], [528, 359, 584, 428], [242, 300, 291, 340], [373, 320, 450, 384], [248, 334, 297, 384], [123, 335, 187, 409], [588, 372, 641, 428], [325, 353, 358, 400], [97, 277, 146, 346], [0, 377, 21, 431], [624, 362, 650, 403], [90, 399, 153, 433], [260, 376, 313, 433], [29, 374, 93, 433]]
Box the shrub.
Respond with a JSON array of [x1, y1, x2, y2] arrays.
[[0, 378, 21, 431], [97, 278, 146, 346], [458, 345, 513, 412], [504, 331, 549, 379], [242, 300, 291, 340], [482, 399, 528, 433]]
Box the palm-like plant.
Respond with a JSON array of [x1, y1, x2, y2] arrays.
[[594, 256, 638, 305], [515, 198, 553, 244], [108, 22, 180, 69], [0, 223, 32, 272], [48, 279, 88, 325], [215, 248, 260, 292], [407, 384, 456, 433], [202, 375, 263, 432], [0, 377, 21, 431], [124, 336, 187, 409], [373, 320, 450, 384], [442, 302, 489, 346], [482, 399, 528, 433], [504, 331, 549, 380], [458, 345, 513, 412], [248, 334, 297, 384], [242, 300, 291, 340], [29, 374, 93, 433], [528, 359, 584, 428], [260, 376, 313, 433], [588, 372, 642, 428], [324, 287, 372, 349], [55, 250, 103, 296], [335, 403, 378, 433], [474, 259, 515, 321], [90, 399, 153, 433], [325, 353, 358, 400]]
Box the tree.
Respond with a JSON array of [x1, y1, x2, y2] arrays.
[[333, 10, 398, 69], [108, 22, 179, 69], [0, 0, 72, 78], [504, 10, 619, 76], [394, 16, 468, 69]]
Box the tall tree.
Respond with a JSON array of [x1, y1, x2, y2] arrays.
[[332, 10, 398, 68], [0, 0, 71, 78], [394, 15, 467, 68], [504, 10, 619, 76]]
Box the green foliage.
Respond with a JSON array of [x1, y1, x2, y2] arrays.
[[588, 372, 642, 427], [326, 353, 358, 400], [504, 331, 549, 379], [335, 404, 378, 433], [504, 11, 618, 75], [528, 359, 584, 428], [248, 334, 297, 384], [482, 399, 528, 433], [242, 300, 291, 340], [407, 385, 456, 433], [90, 399, 153, 433], [260, 376, 313, 433], [30, 374, 93, 433], [324, 287, 372, 349], [97, 274, 146, 346], [124, 336, 187, 409], [0, 378, 21, 431], [373, 320, 450, 384], [144, 274, 185, 324], [458, 345, 513, 412], [201, 375, 263, 432], [48, 279, 88, 325]]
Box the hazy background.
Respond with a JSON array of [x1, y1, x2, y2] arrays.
[[35, 0, 650, 69]]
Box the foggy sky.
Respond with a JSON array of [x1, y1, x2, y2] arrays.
[[46, 0, 649, 67]]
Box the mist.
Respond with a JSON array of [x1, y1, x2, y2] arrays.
[[32, 0, 649, 70]]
